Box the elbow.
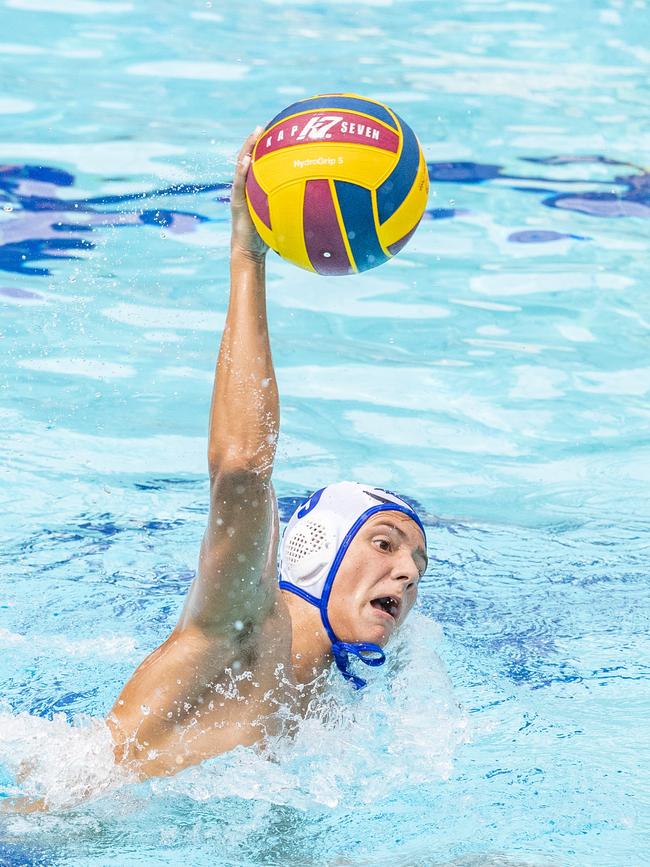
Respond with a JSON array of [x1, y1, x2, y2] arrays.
[[208, 465, 272, 508], [208, 445, 274, 485]]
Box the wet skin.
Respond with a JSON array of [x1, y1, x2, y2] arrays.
[[105, 132, 428, 781], [107, 508, 425, 779]]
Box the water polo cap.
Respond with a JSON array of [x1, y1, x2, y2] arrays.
[[279, 481, 426, 689]]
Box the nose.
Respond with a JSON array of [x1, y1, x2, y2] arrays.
[[392, 550, 421, 589]]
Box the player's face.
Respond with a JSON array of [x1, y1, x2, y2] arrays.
[[326, 511, 427, 647]]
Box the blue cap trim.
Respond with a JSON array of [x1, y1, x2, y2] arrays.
[[278, 580, 320, 609]]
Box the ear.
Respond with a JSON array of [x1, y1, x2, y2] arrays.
[[282, 511, 339, 591]]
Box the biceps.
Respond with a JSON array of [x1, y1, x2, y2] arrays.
[[181, 471, 279, 633]]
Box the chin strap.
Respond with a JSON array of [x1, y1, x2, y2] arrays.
[[330, 640, 386, 690], [279, 580, 388, 690]]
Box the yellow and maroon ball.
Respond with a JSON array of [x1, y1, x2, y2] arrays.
[[245, 93, 429, 276]]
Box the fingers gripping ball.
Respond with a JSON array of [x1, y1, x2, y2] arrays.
[[245, 93, 429, 276]]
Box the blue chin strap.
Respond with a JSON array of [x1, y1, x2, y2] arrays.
[[329, 640, 386, 691], [280, 502, 425, 690]]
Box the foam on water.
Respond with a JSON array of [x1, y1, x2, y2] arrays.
[[0, 709, 127, 811], [0, 616, 465, 816], [153, 617, 464, 807]]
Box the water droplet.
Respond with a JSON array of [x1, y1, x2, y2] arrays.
[[140, 704, 150, 716], [3, 204, 13, 212], [234, 620, 244, 631]]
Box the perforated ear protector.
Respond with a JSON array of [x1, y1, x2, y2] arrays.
[[279, 481, 426, 690], [282, 511, 339, 591]]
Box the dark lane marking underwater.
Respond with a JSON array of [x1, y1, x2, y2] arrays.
[[1, 155, 648, 277], [0, 164, 222, 276], [428, 154, 650, 229]]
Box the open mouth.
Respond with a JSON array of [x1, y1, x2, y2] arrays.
[[370, 595, 401, 621]]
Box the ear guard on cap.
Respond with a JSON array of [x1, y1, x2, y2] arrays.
[[281, 511, 339, 596]]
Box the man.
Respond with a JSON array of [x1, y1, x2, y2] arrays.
[[107, 131, 428, 780]]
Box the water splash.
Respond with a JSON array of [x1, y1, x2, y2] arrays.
[[0, 707, 128, 811], [0, 615, 465, 817]]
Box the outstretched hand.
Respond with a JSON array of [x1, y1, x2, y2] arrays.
[[230, 128, 268, 263]]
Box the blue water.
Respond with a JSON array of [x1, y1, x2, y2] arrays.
[[1, 1, 649, 864]]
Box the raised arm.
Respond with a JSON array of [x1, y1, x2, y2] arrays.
[[179, 130, 280, 635]]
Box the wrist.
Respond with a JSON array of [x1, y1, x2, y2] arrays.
[[230, 244, 267, 268]]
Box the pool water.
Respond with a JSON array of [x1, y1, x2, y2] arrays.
[[1, 1, 649, 864]]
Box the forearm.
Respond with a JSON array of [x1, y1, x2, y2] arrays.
[[208, 250, 278, 479]]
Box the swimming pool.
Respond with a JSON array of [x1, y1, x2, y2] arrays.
[[1, 0, 649, 863]]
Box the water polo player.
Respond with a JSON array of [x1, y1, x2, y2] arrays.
[[107, 131, 428, 779]]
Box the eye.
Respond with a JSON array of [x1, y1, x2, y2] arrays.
[[373, 537, 391, 552]]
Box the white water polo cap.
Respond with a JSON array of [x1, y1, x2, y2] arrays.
[[279, 481, 426, 689]]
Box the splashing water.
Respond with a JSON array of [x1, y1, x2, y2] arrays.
[[0, 617, 472, 865], [0, 708, 127, 812], [0, 616, 465, 813]]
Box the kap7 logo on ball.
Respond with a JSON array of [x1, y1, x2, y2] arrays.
[[259, 112, 397, 155]]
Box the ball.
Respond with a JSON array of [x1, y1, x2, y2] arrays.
[[245, 93, 429, 276]]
